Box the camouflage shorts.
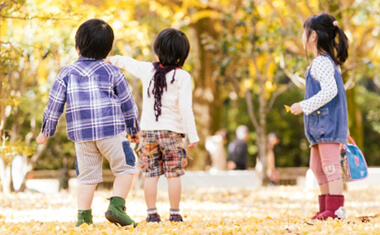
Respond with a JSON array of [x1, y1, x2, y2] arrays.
[[137, 130, 188, 178]]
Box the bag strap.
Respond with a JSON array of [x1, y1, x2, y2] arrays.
[[348, 135, 357, 146]]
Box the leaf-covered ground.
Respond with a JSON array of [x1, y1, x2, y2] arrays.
[[1, 186, 380, 234]]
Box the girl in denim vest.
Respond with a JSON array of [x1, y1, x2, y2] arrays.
[[290, 13, 349, 220]]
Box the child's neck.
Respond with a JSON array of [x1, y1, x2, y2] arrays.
[[312, 47, 319, 58], [312, 47, 326, 58]]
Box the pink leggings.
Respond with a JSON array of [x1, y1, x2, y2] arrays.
[[310, 143, 342, 185]]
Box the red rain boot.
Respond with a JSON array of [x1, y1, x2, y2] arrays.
[[317, 194, 345, 220], [311, 194, 326, 220]]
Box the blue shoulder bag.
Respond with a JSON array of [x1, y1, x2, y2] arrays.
[[340, 136, 368, 182]]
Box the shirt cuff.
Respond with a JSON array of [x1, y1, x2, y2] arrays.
[[41, 128, 56, 137], [188, 134, 200, 144], [299, 101, 311, 115], [125, 119, 140, 135], [41, 120, 57, 137], [110, 55, 122, 67], [126, 127, 138, 135]]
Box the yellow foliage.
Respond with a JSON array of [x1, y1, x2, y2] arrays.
[[248, 59, 256, 77], [255, 2, 272, 18], [37, 60, 49, 82], [1, 187, 380, 234], [191, 10, 221, 23], [265, 80, 273, 91], [373, 45, 380, 60], [266, 61, 276, 80], [243, 78, 253, 91], [256, 54, 267, 72]]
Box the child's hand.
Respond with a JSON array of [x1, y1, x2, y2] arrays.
[[36, 133, 48, 144], [187, 142, 198, 149], [130, 133, 140, 143], [290, 103, 303, 115], [104, 57, 112, 64]]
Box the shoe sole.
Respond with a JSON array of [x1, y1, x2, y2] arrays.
[[105, 211, 137, 227], [146, 219, 161, 223]]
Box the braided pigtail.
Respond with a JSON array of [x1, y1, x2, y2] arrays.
[[147, 62, 178, 121]]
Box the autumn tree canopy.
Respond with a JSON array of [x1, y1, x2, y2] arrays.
[[1, 0, 380, 191]]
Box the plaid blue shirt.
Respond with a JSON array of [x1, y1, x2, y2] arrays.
[[41, 56, 140, 142]]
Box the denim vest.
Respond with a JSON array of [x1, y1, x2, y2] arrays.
[[304, 54, 348, 146]]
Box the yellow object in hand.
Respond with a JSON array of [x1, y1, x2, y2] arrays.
[[284, 105, 291, 113]]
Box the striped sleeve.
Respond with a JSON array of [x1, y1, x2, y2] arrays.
[[114, 70, 140, 135], [41, 68, 68, 136]]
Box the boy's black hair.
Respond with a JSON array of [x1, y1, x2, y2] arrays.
[[148, 28, 190, 121], [75, 19, 114, 60], [304, 13, 349, 65]]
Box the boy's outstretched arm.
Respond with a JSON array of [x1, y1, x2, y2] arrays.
[[114, 70, 140, 142]]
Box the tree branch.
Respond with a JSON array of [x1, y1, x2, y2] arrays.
[[304, 1, 315, 15], [344, 70, 356, 90], [263, 54, 273, 81], [228, 74, 242, 94], [342, 59, 371, 73], [332, 0, 356, 15], [264, 0, 288, 26], [279, 54, 305, 88], [374, 76, 380, 89], [283, 0, 307, 22], [267, 82, 293, 114], [0, 15, 76, 21], [30, 144, 47, 167], [245, 91, 259, 129]]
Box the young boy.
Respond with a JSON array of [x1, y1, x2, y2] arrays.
[[36, 19, 139, 227]]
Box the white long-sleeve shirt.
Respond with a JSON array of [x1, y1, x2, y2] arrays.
[[300, 55, 338, 115], [109, 56, 199, 144]]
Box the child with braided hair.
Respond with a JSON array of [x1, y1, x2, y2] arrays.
[[106, 28, 199, 222]]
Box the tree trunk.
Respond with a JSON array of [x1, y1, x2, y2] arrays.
[[257, 68, 268, 184], [189, 18, 223, 169], [346, 85, 363, 147], [0, 157, 11, 193], [18, 144, 47, 192]]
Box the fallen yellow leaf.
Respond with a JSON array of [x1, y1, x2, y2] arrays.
[[284, 105, 291, 112]]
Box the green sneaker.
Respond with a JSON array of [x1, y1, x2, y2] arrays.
[[105, 196, 136, 227], [75, 209, 93, 227]]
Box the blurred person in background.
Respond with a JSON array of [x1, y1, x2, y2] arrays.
[[206, 129, 228, 172], [266, 133, 280, 185], [227, 125, 249, 170]]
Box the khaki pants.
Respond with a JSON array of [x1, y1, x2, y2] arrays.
[[75, 132, 136, 184]]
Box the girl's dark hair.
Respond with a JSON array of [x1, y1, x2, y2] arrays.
[[75, 19, 114, 60], [148, 28, 190, 121], [304, 13, 349, 65]]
